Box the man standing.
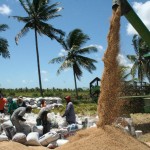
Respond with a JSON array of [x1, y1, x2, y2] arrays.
[[62, 96, 76, 124], [11, 106, 32, 133], [0, 94, 7, 113]]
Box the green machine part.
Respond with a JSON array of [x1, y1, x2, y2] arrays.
[[112, 0, 150, 57]]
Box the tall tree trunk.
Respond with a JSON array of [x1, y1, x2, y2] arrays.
[[35, 28, 43, 97], [73, 69, 78, 99]]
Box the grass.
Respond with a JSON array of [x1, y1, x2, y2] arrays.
[[32, 102, 97, 116]]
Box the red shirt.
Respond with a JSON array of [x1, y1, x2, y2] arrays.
[[0, 98, 7, 110]]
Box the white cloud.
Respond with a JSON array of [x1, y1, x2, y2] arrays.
[[58, 49, 68, 57], [117, 54, 133, 68], [43, 78, 49, 82], [64, 68, 70, 72], [89, 44, 104, 52], [0, 4, 12, 15], [22, 80, 27, 84], [127, 1, 150, 35], [22, 80, 33, 84], [41, 70, 48, 75]]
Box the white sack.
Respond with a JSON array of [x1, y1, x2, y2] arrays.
[[2, 121, 16, 139], [12, 133, 27, 144], [39, 131, 60, 146], [56, 139, 69, 146], [1, 120, 13, 129], [0, 135, 8, 142], [47, 141, 58, 149], [26, 132, 41, 146], [32, 125, 43, 136]]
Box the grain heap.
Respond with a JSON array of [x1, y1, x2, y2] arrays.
[[56, 126, 150, 150]]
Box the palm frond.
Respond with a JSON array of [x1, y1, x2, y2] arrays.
[[0, 24, 8, 32], [37, 21, 65, 40], [132, 34, 139, 55], [73, 62, 82, 80], [15, 23, 31, 44], [10, 16, 31, 23], [49, 55, 66, 64], [76, 55, 97, 73], [26, 0, 35, 14], [127, 55, 137, 63], [19, 0, 30, 14], [57, 60, 72, 74], [67, 29, 90, 49], [130, 62, 138, 79], [0, 38, 10, 58], [76, 46, 98, 55], [38, 2, 62, 20]]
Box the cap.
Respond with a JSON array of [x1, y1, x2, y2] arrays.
[[64, 96, 71, 101]]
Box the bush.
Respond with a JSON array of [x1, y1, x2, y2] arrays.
[[121, 98, 145, 114]]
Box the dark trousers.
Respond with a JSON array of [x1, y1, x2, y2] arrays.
[[36, 118, 51, 134], [0, 110, 4, 113]]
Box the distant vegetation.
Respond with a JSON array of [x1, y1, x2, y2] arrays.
[[0, 87, 94, 102], [1, 87, 98, 115]]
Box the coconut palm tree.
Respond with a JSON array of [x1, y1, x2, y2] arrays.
[[127, 35, 150, 86], [49, 29, 98, 98], [11, 0, 65, 96], [120, 65, 132, 81], [0, 24, 10, 58]]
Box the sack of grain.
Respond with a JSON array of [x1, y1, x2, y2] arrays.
[[0, 135, 8, 142], [56, 139, 69, 146], [39, 131, 60, 146], [26, 132, 41, 146], [32, 125, 43, 136], [12, 133, 27, 144], [47, 141, 58, 149]]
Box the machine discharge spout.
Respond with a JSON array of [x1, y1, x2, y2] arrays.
[[112, 0, 150, 53]]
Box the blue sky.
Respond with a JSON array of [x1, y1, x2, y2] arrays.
[[0, 0, 150, 89]]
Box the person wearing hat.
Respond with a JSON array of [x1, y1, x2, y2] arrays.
[[17, 96, 26, 107], [0, 93, 7, 113], [11, 106, 32, 133], [7, 97, 18, 115], [62, 96, 76, 125]]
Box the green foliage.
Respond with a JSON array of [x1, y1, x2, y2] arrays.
[[32, 93, 39, 97], [49, 28, 98, 98], [121, 98, 145, 114], [0, 24, 10, 58], [127, 34, 150, 83]]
